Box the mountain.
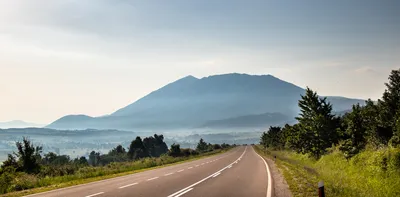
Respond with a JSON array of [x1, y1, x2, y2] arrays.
[[47, 73, 364, 130], [199, 112, 293, 129], [0, 120, 44, 129]]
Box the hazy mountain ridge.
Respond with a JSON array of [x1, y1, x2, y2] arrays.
[[0, 120, 44, 129], [47, 73, 364, 130], [199, 112, 292, 129]]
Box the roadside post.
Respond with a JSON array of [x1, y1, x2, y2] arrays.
[[318, 181, 325, 197]]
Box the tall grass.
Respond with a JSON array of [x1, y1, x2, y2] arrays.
[[254, 145, 400, 197]]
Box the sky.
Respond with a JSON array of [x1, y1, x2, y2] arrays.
[[0, 0, 399, 124]]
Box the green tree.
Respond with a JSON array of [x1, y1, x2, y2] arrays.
[[108, 145, 126, 155], [88, 151, 101, 166], [143, 134, 168, 157], [168, 143, 181, 157], [196, 138, 208, 153], [0, 154, 19, 170], [128, 137, 149, 160], [339, 104, 368, 158], [294, 87, 339, 158], [14, 137, 42, 173]]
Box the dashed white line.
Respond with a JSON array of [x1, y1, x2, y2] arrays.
[[118, 182, 138, 189], [188, 167, 193, 169], [167, 147, 247, 197], [177, 169, 184, 173], [85, 192, 104, 197], [201, 163, 205, 165], [147, 177, 159, 181], [195, 165, 199, 167], [164, 173, 174, 176]]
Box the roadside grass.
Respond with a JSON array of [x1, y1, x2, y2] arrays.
[[254, 145, 400, 197], [0, 149, 230, 197]]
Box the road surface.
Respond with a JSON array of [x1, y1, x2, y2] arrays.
[[26, 146, 271, 197]]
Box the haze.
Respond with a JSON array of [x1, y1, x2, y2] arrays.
[[1, 0, 399, 124]]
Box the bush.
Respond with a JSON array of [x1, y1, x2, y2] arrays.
[[11, 173, 39, 191], [0, 167, 16, 194]]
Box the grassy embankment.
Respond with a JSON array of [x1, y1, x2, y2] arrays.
[[254, 145, 400, 197], [0, 148, 231, 197]]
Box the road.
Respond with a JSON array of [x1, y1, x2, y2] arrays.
[[26, 146, 271, 197]]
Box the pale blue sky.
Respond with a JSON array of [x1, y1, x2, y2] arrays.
[[0, 0, 399, 123]]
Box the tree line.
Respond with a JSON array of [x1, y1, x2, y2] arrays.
[[0, 134, 233, 178], [260, 68, 400, 159]]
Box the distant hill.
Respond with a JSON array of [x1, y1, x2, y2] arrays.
[[199, 112, 293, 129], [47, 73, 364, 130], [0, 120, 44, 129]]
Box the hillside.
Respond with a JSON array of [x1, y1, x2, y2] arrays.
[[47, 73, 364, 130], [199, 112, 292, 129]]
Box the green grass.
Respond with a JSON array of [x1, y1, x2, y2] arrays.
[[254, 145, 400, 197], [0, 149, 229, 197]]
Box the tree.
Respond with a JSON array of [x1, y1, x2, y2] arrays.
[[14, 137, 42, 173], [0, 154, 19, 170], [88, 151, 101, 166], [128, 137, 149, 160], [108, 145, 126, 155], [196, 138, 208, 153], [260, 126, 284, 149], [379, 69, 400, 140], [339, 104, 368, 158], [293, 87, 339, 158], [74, 156, 88, 166], [168, 143, 181, 157], [143, 134, 168, 157]]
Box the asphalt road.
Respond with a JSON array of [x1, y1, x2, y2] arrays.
[[26, 146, 271, 197]]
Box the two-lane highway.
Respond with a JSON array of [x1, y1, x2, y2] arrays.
[[26, 146, 271, 197]]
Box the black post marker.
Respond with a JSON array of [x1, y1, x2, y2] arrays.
[[318, 181, 325, 197]]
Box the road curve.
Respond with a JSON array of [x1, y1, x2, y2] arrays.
[[25, 146, 271, 197]]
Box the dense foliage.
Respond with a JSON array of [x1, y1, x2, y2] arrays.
[[260, 68, 400, 159], [0, 135, 232, 194]]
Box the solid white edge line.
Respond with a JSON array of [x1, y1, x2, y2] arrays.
[[118, 182, 138, 189], [167, 146, 247, 197], [85, 192, 104, 197], [254, 147, 273, 197], [175, 188, 194, 197]]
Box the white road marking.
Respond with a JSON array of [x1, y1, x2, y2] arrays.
[[118, 182, 138, 189], [201, 163, 204, 165], [85, 192, 104, 197], [177, 169, 184, 173], [255, 147, 273, 197], [175, 188, 194, 197], [188, 167, 193, 169], [164, 173, 174, 176], [147, 177, 159, 181], [227, 165, 232, 168], [195, 165, 199, 167], [167, 147, 247, 197]]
